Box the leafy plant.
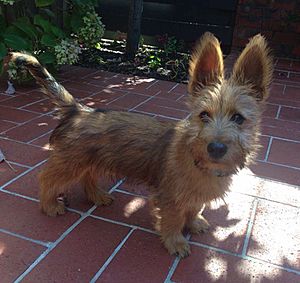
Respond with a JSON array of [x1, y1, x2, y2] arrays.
[[148, 54, 161, 70], [0, 0, 105, 81]]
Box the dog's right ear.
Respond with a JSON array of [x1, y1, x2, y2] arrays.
[[188, 32, 224, 96]]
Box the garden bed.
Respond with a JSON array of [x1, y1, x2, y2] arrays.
[[77, 38, 190, 84]]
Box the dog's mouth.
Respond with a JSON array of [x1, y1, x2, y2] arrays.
[[194, 158, 239, 177]]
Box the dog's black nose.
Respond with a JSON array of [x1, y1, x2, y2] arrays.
[[207, 142, 228, 159]]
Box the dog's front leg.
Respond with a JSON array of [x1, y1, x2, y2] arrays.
[[185, 205, 210, 235], [159, 205, 190, 258]]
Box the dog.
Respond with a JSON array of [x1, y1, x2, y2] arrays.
[[10, 32, 273, 257]]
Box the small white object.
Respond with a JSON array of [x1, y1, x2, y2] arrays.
[[0, 149, 17, 172], [5, 80, 15, 95]]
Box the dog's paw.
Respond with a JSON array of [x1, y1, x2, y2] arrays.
[[93, 192, 114, 206], [188, 216, 210, 234], [41, 202, 66, 217], [164, 235, 191, 258]]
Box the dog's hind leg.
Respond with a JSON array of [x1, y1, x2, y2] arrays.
[[81, 171, 114, 206], [39, 160, 79, 216]]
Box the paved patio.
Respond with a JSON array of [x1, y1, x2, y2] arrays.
[[0, 56, 299, 282]]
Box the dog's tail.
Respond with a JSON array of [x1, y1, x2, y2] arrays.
[[10, 52, 78, 110]]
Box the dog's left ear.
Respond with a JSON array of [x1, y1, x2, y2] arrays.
[[231, 34, 273, 101], [188, 32, 224, 95]]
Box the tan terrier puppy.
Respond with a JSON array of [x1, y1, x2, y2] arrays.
[[11, 33, 272, 257]]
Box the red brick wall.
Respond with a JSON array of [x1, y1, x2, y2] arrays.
[[233, 0, 300, 58]]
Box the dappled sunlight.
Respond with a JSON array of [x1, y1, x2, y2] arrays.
[[37, 122, 49, 127], [0, 242, 5, 255], [123, 197, 146, 218], [42, 143, 52, 151], [205, 256, 228, 281], [106, 77, 155, 90]]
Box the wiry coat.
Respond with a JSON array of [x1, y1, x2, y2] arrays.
[[10, 33, 273, 257]]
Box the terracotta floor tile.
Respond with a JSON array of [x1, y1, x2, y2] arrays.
[[279, 106, 300, 122], [1, 91, 44, 108], [135, 102, 188, 119], [155, 90, 185, 101], [3, 115, 57, 143], [22, 99, 53, 114], [30, 132, 51, 148], [99, 230, 174, 283], [4, 165, 43, 199], [263, 104, 279, 118], [290, 72, 300, 82], [267, 139, 300, 168], [0, 232, 45, 283], [172, 246, 300, 283], [0, 106, 38, 123], [82, 89, 125, 108], [22, 217, 130, 282], [0, 94, 12, 102], [0, 192, 80, 242], [262, 117, 300, 132], [248, 200, 300, 269], [112, 93, 149, 109], [0, 162, 27, 187], [0, 120, 18, 133], [191, 193, 253, 254], [250, 161, 300, 186], [283, 85, 300, 101], [0, 138, 49, 166], [147, 96, 189, 111], [119, 182, 149, 197], [262, 124, 300, 142], [92, 191, 153, 230], [169, 83, 188, 95], [257, 136, 270, 160], [232, 168, 300, 205]]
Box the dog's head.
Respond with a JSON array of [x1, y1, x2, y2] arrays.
[[186, 33, 273, 176]]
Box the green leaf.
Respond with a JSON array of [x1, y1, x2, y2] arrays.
[[51, 26, 65, 38], [40, 8, 56, 19], [34, 15, 52, 33], [35, 0, 55, 7], [3, 33, 32, 51], [0, 43, 7, 59], [41, 34, 57, 47], [13, 17, 38, 39], [38, 51, 55, 64]]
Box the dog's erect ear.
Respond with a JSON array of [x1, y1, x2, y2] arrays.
[[188, 32, 224, 95], [231, 34, 273, 101]]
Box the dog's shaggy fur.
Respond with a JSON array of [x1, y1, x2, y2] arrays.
[[10, 32, 273, 257]]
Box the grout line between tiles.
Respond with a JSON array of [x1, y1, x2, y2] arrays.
[[241, 198, 258, 256], [18, 98, 47, 110], [164, 234, 191, 283], [90, 228, 136, 282], [27, 129, 53, 144], [129, 90, 162, 111], [259, 160, 300, 171], [114, 188, 148, 199], [5, 161, 31, 169], [275, 105, 282, 119], [0, 159, 47, 191], [264, 136, 273, 162], [14, 205, 98, 283], [0, 228, 51, 248], [168, 83, 178, 93]]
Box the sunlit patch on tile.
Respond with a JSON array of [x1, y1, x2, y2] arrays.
[[123, 197, 146, 218]]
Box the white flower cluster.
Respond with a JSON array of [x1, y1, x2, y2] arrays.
[[54, 39, 82, 65], [78, 10, 105, 47], [0, 0, 15, 5], [7, 61, 17, 80]]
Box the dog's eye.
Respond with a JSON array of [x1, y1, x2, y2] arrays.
[[199, 111, 210, 123], [230, 113, 245, 125]]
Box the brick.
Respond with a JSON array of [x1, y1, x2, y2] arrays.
[[3, 115, 57, 143], [1, 91, 44, 108], [0, 232, 45, 283], [0, 106, 38, 123], [0, 120, 18, 133], [0, 192, 80, 242], [93, 191, 153, 230], [0, 162, 27, 187], [0, 138, 48, 166], [279, 106, 300, 122], [263, 103, 278, 118], [111, 93, 149, 109], [99, 230, 173, 283], [250, 161, 300, 186], [191, 193, 253, 254], [256, 135, 269, 160], [172, 245, 300, 283], [22, 218, 130, 282], [267, 139, 300, 168], [248, 200, 300, 269], [22, 99, 53, 114]]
